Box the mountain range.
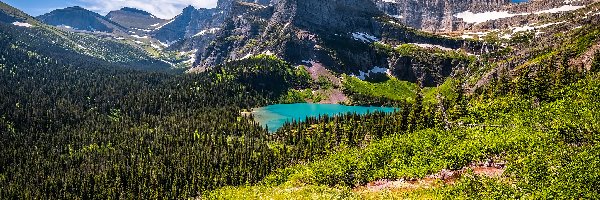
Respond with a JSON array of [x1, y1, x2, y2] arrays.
[[2, 0, 597, 85]]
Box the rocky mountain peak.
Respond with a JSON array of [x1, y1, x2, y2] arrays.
[[182, 5, 197, 13]]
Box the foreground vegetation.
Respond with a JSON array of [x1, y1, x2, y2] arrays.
[[206, 62, 600, 199]]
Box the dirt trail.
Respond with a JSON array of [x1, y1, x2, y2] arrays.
[[570, 41, 600, 71], [355, 160, 506, 193]]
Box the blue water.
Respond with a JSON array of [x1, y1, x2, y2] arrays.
[[252, 103, 397, 132]]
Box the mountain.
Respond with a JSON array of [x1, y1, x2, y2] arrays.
[[3, 0, 600, 199], [0, 1, 38, 25], [37, 6, 126, 33], [151, 6, 221, 45], [106, 7, 167, 30], [194, 0, 478, 86], [0, 2, 170, 71]]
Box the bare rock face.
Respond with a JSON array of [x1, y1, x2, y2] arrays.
[[373, 0, 511, 32], [373, 0, 598, 32], [198, 0, 387, 70]]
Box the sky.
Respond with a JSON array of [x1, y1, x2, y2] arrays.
[[3, 0, 219, 19]]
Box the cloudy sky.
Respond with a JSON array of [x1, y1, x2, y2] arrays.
[[4, 0, 219, 19]]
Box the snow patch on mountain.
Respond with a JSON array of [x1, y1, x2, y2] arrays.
[[193, 28, 221, 37], [352, 66, 391, 80], [352, 32, 379, 43], [409, 43, 456, 51], [456, 4, 586, 24], [454, 11, 524, 24], [535, 5, 584, 14], [131, 35, 149, 39], [501, 21, 566, 39], [12, 22, 32, 28]]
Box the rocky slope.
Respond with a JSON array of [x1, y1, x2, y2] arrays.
[[152, 0, 272, 46], [151, 6, 221, 45], [0, 2, 170, 71], [37, 6, 127, 33]]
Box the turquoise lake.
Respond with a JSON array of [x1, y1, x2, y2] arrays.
[[252, 103, 398, 132]]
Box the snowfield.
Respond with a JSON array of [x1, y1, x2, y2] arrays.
[[455, 4, 586, 24], [352, 32, 379, 43], [12, 22, 32, 28]]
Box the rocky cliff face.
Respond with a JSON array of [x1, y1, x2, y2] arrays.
[[373, 0, 598, 32], [153, 0, 272, 46], [373, 0, 511, 32], [151, 6, 220, 44]]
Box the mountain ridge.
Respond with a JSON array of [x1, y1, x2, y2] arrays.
[[37, 6, 127, 33]]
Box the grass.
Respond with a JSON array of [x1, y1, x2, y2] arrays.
[[343, 76, 419, 102]]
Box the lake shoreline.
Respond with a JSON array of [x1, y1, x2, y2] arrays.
[[244, 103, 398, 132]]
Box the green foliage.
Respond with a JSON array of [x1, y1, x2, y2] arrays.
[[208, 70, 600, 199], [343, 76, 418, 105], [279, 89, 323, 104], [316, 76, 334, 90]]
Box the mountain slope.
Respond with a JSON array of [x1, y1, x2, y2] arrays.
[[195, 0, 478, 86], [0, 2, 170, 71], [153, 0, 273, 49], [106, 7, 166, 30], [151, 6, 221, 44], [37, 6, 127, 33]]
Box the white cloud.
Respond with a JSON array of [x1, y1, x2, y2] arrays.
[[77, 0, 219, 19]]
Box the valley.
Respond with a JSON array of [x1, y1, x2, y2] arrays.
[[1, 0, 600, 199]]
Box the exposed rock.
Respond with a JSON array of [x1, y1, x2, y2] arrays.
[[151, 6, 221, 44], [373, 0, 511, 32], [373, 0, 598, 32]]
